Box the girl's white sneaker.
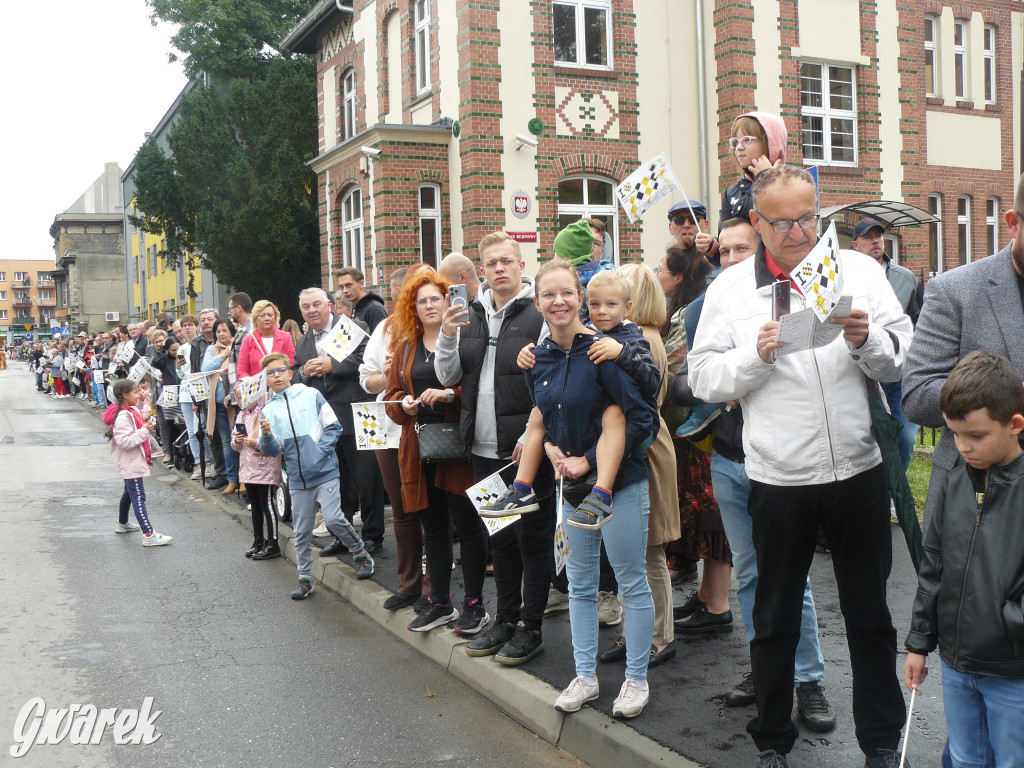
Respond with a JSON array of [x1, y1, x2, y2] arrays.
[[611, 678, 649, 719], [142, 532, 173, 547], [554, 676, 599, 713], [115, 521, 141, 533]]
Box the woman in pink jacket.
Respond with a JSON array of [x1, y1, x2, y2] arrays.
[[236, 300, 296, 380], [232, 396, 283, 560], [103, 379, 172, 547]]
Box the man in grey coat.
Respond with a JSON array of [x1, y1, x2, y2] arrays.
[[902, 172, 1024, 532]]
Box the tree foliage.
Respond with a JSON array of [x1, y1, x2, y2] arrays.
[[132, 0, 323, 320], [147, 0, 312, 79]]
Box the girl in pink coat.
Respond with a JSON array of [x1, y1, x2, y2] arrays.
[[103, 379, 172, 547], [233, 395, 282, 560]]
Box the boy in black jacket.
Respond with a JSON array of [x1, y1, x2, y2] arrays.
[[905, 350, 1024, 767]]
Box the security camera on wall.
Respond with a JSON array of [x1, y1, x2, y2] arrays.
[[360, 146, 382, 158], [514, 134, 538, 151]]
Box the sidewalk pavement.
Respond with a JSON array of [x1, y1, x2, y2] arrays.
[[74, 392, 947, 768]]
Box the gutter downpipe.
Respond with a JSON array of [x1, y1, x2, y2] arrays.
[[695, 0, 711, 216]]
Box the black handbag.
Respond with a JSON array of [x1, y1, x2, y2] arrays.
[[399, 342, 469, 463]]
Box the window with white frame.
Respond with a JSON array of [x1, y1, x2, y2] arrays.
[[953, 21, 967, 100], [553, 0, 611, 69], [340, 187, 365, 272], [800, 62, 857, 166], [0, 310, 7, 321], [418, 184, 442, 269], [0, 291, 6, 300], [342, 68, 357, 140], [149, 244, 158, 275], [557, 176, 618, 265], [986, 197, 999, 255], [983, 25, 995, 104], [414, 0, 430, 94], [924, 16, 938, 97], [928, 194, 943, 274], [0, 272, 6, 281], [957, 196, 971, 265], [13, 272, 28, 281]]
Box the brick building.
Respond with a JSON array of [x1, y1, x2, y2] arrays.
[[281, 0, 1023, 296]]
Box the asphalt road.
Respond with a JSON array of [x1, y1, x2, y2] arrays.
[[0, 362, 582, 768]]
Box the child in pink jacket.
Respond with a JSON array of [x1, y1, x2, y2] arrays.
[[233, 395, 283, 560], [103, 379, 172, 547]]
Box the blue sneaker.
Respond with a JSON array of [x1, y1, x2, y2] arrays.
[[676, 402, 722, 439], [354, 551, 375, 580]]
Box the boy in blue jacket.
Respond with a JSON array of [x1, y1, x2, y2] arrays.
[[257, 352, 374, 599]]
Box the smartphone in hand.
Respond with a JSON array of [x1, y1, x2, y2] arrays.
[[449, 284, 469, 311], [771, 280, 791, 321]]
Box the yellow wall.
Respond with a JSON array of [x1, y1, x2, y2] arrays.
[[131, 227, 204, 320]]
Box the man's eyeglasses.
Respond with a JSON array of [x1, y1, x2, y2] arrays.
[[754, 212, 820, 234], [729, 135, 759, 150], [483, 257, 518, 269], [266, 367, 290, 377], [415, 296, 444, 308], [538, 289, 578, 302]]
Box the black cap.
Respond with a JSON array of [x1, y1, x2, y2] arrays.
[[852, 218, 885, 239]]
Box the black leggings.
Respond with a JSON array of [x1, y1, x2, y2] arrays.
[[246, 483, 278, 542], [419, 463, 486, 605]]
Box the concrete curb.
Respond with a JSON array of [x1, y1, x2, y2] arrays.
[[201, 478, 697, 768], [73, 397, 697, 768]]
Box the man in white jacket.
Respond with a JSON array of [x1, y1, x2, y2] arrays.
[[689, 165, 912, 768]]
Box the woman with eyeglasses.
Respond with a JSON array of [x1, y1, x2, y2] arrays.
[[720, 112, 787, 226], [657, 245, 735, 636], [384, 270, 488, 636]]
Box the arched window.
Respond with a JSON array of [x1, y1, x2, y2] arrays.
[[342, 68, 357, 141], [557, 175, 618, 265], [340, 187, 364, 273]]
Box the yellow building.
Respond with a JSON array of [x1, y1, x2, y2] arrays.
[[126, 209, 208, 321]]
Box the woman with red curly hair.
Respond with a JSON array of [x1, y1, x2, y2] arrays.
[[384, 269, 488, 635]]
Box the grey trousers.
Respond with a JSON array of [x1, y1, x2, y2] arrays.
[[291, 479, 364, 578]]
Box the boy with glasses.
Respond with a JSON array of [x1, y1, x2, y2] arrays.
[[258, 351, 374, 599]]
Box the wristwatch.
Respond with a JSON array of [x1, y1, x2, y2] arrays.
[[445, 388, 455, 403]]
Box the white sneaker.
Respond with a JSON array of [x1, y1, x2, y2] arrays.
[[312, 522, 330, 538], [544, 586, 570, 615], [190, 466, 202, 480], [598, 591, 623, 626], [612, 678, 649, 719], [142, 532, 173, 547], [554, 675, 599, 713], [115, 521, 141, 533]]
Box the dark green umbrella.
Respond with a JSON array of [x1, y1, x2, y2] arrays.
[[868, 386, 924, 571]]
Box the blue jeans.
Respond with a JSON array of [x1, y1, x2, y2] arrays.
[[213, 403, 237, 482], [563, 478, 653, 681], [711, 453, 825, 683], [180, 400, 211, 463], [119, 478, 154, 535], [882, 380, 917, 473], [92, 378, 107, 407], [942, 661, 1024, 768]]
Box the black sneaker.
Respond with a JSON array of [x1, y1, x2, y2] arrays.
[[453, 599, 489, 635], [795, 681, 836, 733], [407, 597, 458, 632], [864, 750, 905, 768], [412, 595, 430, 614], [290, 578, 314, 600], [725, 671, 756, 707], [479, 485, 540, 517], [566, 491, 613, 529], [465, 620, 516, 657], [495, 622, 543, 666]]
